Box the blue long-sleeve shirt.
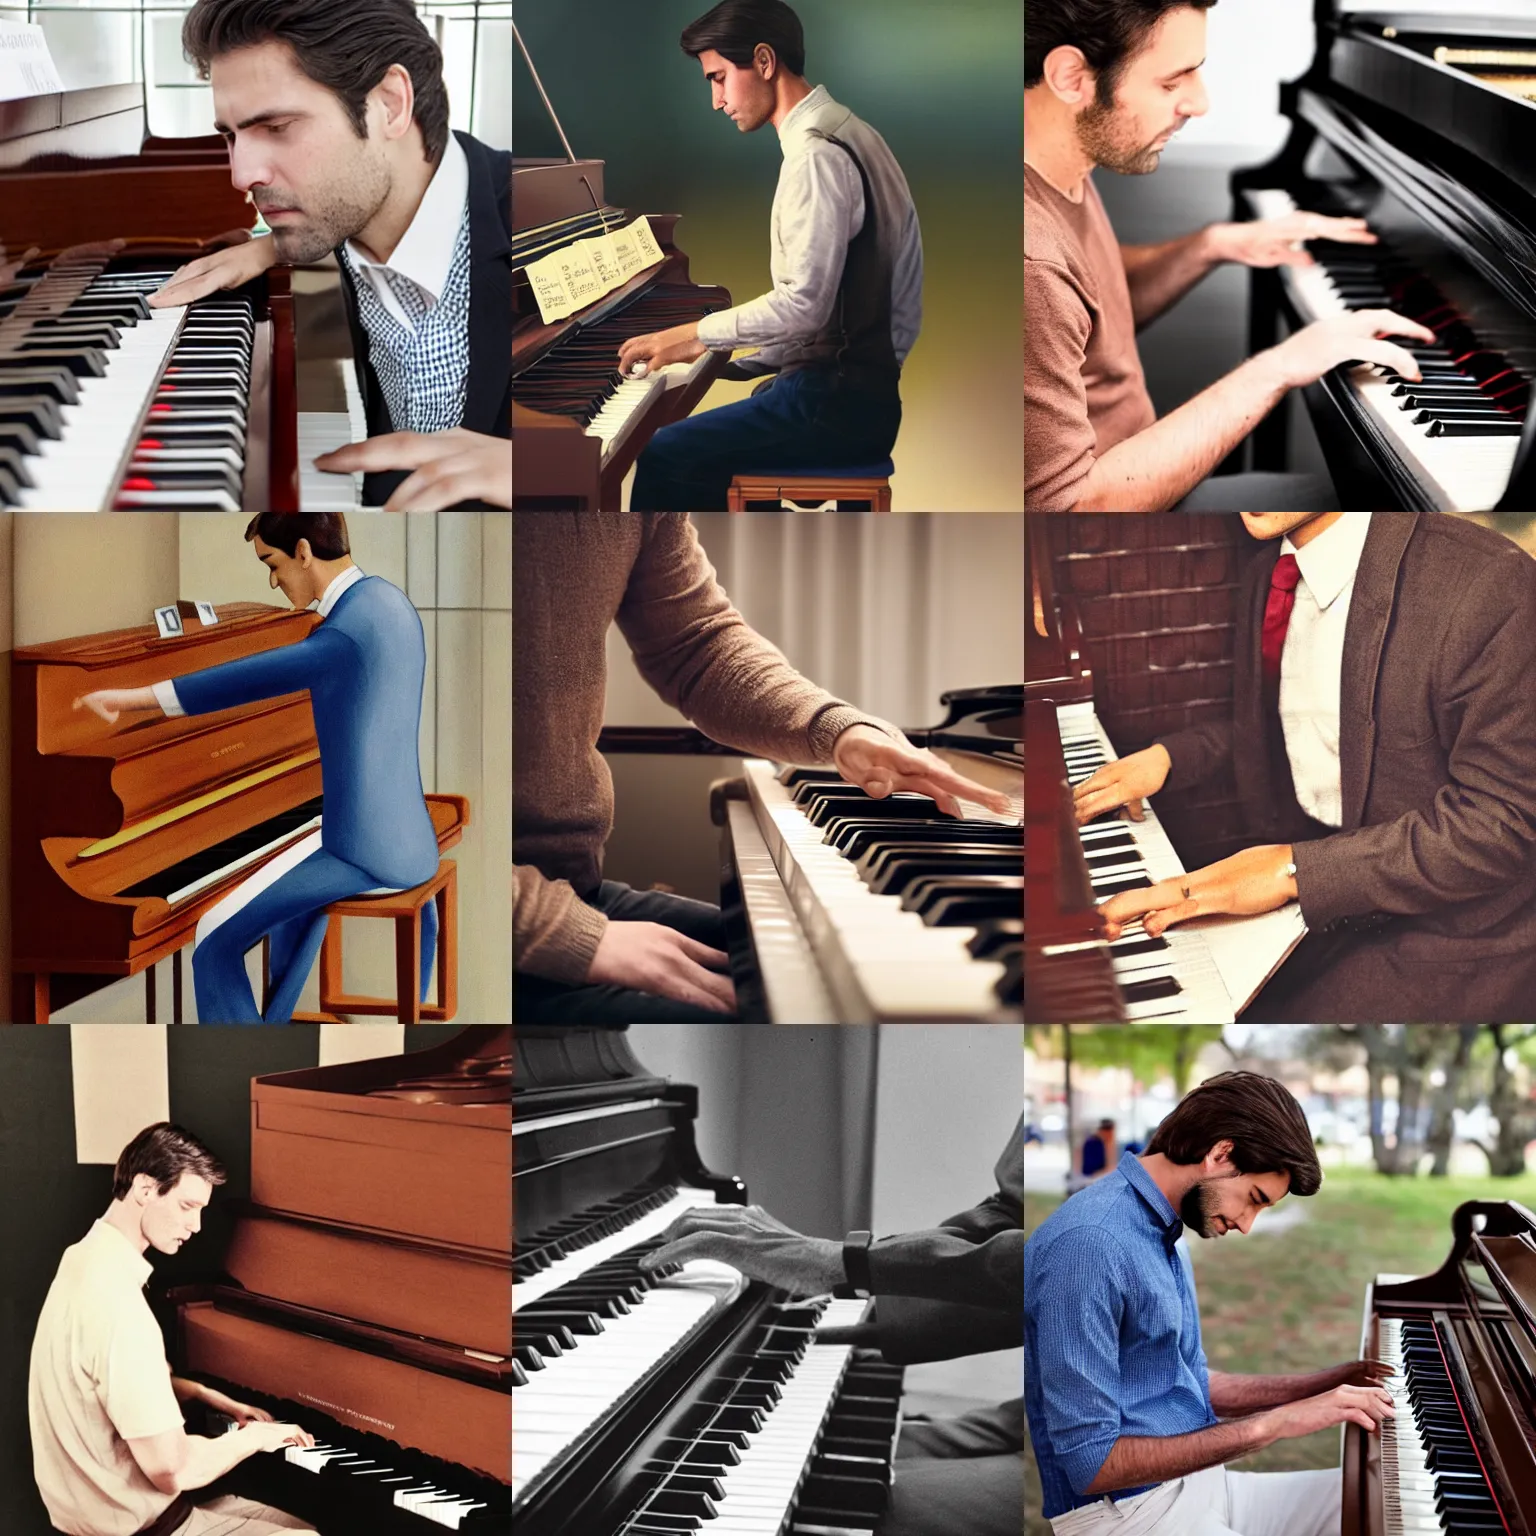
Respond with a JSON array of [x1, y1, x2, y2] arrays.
[[1024, 1150, 1217, 1517]]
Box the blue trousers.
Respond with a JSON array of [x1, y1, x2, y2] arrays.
[[193, 845, 438, 1024], [629, 366, 901, 512]]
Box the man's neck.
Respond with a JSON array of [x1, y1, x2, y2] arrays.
[[1288, 512, 1346, 550], [101, 1201, 148, 1256], [771, 75, 816, 134], [1137, 1152, 1194, 1212], [311, 557, 358, 606], [351, 140, 438, 265], [1024, 89, 1092, 202]]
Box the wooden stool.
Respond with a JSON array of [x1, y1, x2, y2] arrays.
[[728, 459, 894, 511], [267, 858, 458, 1024]]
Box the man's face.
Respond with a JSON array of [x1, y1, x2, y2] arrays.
[[253, 535, 312, 607], [211, 41, 392, 264], [1075, 6, 1210, 175], [698, 48, 776, 132], [137, 1172, 213, 1256], [1180, 1157, 1291, 1240], [1239, 513, 1329, 542]]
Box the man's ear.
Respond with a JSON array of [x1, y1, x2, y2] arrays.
[[294, 538, 313, 567], [1041, 44, 1095, 108], [1204, 1138, 1236, 1173], [754, 44, 777, 81]]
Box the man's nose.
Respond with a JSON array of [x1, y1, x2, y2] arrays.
[[228, 141, 272, 195], [1184, 72, 1211, 118], [1236, 1210, 1256, 1234], [270, 569, 279, 589]]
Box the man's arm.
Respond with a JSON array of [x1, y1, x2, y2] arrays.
[[1119, 231, 1222, 330], [1208, 1362, 1393, 1415], [127, 1419, 313, 1496]]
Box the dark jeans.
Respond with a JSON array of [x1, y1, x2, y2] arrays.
[[1174, 470, 1338, 512], [878, 1399, 1024, 1536], [629, 365, 901, 512], [513, 880, 740, 1024]]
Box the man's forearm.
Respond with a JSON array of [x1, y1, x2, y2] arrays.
[[169, 1376, 204, 1406], [1071, 351, 1290, 511], [1084, 1415, 1276, 1496], [1208, 1364, 1354, 1415], [174, 1424, 269, 1492], [1120, 229, 1221, 329]]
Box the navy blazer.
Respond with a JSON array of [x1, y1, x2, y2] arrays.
[[334, 129, 512, 510], [172, 577, 438, 890]]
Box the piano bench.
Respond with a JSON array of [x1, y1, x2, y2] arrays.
[[276, 858, 459, 1024], [727, 462, 893, 511]]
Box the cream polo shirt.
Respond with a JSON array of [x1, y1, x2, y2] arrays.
[[28, 1219, 184, 1536]]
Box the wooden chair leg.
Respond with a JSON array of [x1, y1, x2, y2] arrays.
[[145, 963, 156, 1024], [395, 912, 422, 1025], [319, 915, 344, 1015], [439, 863, 458, 1020], [34, 974, 50, 1025]]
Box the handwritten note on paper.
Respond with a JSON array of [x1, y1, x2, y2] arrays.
[[525, 216, 668, 325]]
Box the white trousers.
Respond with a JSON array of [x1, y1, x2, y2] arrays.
[[171, 1495, 318, 1536], [1049, 1466, 1341, 1536]]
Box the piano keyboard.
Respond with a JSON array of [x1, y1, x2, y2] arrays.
[[513, 1185, 739, 1505], [1056, 702, 1236, 1023], [1376, 1315, 1510, 1534], [298, 358, 371, 510], [1247, 189, 1525, 512]]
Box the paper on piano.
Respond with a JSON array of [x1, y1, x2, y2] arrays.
[[1176, 901, 1307, 1019], [524, 215, 664, 324], [0, 23, 64, 103]]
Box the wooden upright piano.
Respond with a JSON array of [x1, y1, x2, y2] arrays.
[[11, 602, 469, 1022], [170, 1026, 512, 1534], [1347, 1199, 1536, 1536]]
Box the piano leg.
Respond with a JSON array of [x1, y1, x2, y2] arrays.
[[146, 963, 156, 1024], [34, 973, 49, 1026]]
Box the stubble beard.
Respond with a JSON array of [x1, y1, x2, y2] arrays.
[[1076, 99, 1169, 176], [264, 147, 391, 264]]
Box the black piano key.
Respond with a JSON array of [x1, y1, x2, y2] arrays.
[[1121, 975, 1183, 1005], [1429, 419, 1525, 436]]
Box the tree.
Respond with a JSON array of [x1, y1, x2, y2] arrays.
[[1474, 1024, 1536, 1178], [1334, 1024, 1468, 1176], [1425, 1025, 1479, 1177], [1029, 1024, 1226, 1097]]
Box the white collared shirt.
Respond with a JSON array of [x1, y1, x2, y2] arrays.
[[152, 565, 367, 718], [343, 133, 469, 335], [29, 1220, 184, 1536], [1277, 513, 1374, 827]]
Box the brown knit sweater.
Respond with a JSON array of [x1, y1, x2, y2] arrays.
[[513, 513, 893, 985]]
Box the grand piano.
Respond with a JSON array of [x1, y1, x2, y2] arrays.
[[512, 26, 732, 510], [1233, 0, 1536, 510], [0, 83, 369, 510], [1346, 1199, 1536, 1535], [166, 1026, 511, 1534], [513, 1026, 905, 1536], [11, 601, 469, 1022], [596, 685, 1022, 1022]]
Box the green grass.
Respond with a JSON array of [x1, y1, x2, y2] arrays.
[[1023, 1167, 1536, 1534]]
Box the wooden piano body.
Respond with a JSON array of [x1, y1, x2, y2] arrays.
[[1347, 1198, 1536, 1536], [512, 158, 732, 509], [171, 1027, 511, 1533], [0, 84, 301, 509], [12, 602, 468, 1022]]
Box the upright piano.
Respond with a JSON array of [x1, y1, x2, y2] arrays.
[[169, 1026, 512, 1533], [596, 685, 1023, 1022], [1234, 0, 1536, 510], [1347, 1198, 1536, 1535], [11, 602, 469, 1022], [513, 1026, 905, 1536]]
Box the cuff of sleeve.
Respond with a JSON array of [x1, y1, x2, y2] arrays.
[[526, 897, 610, 986], [1060, 1437, 1119, 1498], [1155, 729, 1203, 795], [1290, 835, 1356, 929], [697, 310, 739, 349], [808, 706, 896, 764], [151, 679, 185, 718]]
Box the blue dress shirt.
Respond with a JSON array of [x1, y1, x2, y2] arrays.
[[1025, 1150, 1217, 1518]]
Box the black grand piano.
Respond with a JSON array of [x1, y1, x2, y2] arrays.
[[512, 1027, 905, 1536], [1234, 0, 1536, 510]]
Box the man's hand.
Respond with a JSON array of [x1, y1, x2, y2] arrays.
[[313, 428, 511, 511], [832, 724, 1014, 818], [1208, 213, 1376, 269], [1073, 744, 1171, 826], [637, 1204, 844, 1295], [1269, 310, 1437, 389], [617, 323, 707, 378], [1259, 1383, 1394, 1441], [149, 231, 279, 309], [1098, 844, 1297, 940], [73, 686, 161, 725], [198, 1386, 274, 1427], [248, 1421, 316, 1453], [1333, 1359, 1396, 1391], [587, 921, 737, 1015]]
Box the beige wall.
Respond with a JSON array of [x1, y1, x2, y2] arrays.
[[7, 512, 508, 1024]]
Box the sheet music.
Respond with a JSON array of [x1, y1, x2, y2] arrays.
[[1184, 904, 1308, 1018]]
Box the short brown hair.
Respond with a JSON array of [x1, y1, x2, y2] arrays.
[[182, 0, 451, 166], [245, 513, 350, 561], [1145, 1071, 1322, 1197], [1025, 0, 1218, 102], [681, 0, 806, 77], [112, 1123, 227, 1202]]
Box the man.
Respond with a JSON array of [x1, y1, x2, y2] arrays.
[[74, 513, 441, 1025], [643, 1114, 1023, 1536], [619, 0, 922, 511], [1075, 512, 1536, 1022], [29, 1122, 317, 1536], [1027, 1072, 1393, 1536], [1081, 1119, 1116, 1180], [149, 0, 510, 511], [513, 512, 1011, 1023], [1025, 0, 1436, 512]]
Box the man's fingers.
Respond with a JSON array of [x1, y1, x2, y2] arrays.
[[1143, 896, 1201, 938], [672, 934, 731, 970], [1359, 339, 1423, 382], [1360, 308, 1438, 345], [1097, 878, 1185, 927], [315, 430, 435, 472]]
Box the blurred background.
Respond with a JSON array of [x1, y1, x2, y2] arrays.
[[1023, 1022, 1536, 1536], [515, 0, 1023, 511]]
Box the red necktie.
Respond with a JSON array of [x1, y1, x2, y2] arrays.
[[1262, 553, 1301, 685]]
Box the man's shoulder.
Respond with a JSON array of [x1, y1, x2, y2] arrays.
[[1026, 1182, 1137, 1267], [1405, 513, 1536, 609]]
